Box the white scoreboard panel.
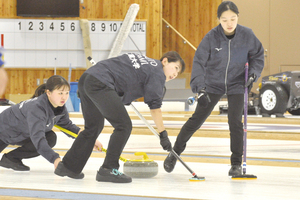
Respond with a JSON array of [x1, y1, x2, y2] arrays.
[[0, 19, 146, 68]]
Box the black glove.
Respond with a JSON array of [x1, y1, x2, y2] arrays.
[[197, 89, 211, 108], [159, 130, 172, 151], [245, 74, 256, 92]]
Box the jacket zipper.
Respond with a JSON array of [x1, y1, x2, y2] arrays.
[[225, 40, 231, 94], [52, 114, 65, 126], [52, 116, 56, 126]]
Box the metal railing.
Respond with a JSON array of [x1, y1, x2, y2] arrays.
[[162, 18, 196, 51]]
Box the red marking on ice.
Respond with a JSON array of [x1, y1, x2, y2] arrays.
[[1, 34, 3, 47]]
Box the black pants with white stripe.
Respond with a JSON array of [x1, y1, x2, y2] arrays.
[[62, 73, 132, 174], [173, 93, 244, 165]]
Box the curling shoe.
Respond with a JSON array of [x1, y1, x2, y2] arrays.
[[54, 162, 84, 179], [0, 154, 30, 171], [228, 165, 242, 176], [163, 152, 177, 173], [96, 166, 132, 183]]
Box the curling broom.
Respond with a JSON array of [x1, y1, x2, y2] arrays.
[[232, 62, 257, 180], [129, 104, 205, 182]]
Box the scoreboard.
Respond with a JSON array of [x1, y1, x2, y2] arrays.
[[0, 19, 146, 68]]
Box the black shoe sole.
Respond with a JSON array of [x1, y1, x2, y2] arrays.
[[96, 172, 132, 183], [0, 164, 30, 171], [163, 154, 177, 173], [54, 170, 84, 179], [54, 162, 84, 179], [0, 160, 30, 171]]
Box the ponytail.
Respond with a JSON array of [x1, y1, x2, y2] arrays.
[[32, 84, 46, 98]]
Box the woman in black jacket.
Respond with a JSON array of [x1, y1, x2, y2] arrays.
[[54, 51, 185, 183], [0, 75, 102, 176], [164, 1, 264, 176]]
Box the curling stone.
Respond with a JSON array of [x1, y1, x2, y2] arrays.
[[123, 152, 158, 178]]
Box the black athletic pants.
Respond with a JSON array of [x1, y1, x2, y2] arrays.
[[62, 73, 132, 174], [173, 93, 244, 165], [0, 131, 57, 162]]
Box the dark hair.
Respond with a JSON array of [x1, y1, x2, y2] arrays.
[[32, 75, 70, 98], [217, 1, 239, 19], [160, 51, 186, 74], [31, 84, 46, 98]]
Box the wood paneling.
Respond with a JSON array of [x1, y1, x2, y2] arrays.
[[0, 0, 17, 17], [4, 68, 85, 95], [162, 0, 222, 73]]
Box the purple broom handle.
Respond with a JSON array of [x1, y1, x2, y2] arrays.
[[243, 62, 249, 175]]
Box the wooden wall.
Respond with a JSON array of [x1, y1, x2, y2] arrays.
[[5, 68, 86, 95], [162, 0, 222, 74], [1, 0, 221, 98]]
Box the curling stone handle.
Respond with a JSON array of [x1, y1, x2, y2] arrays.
[[134, 152, 150, 161]]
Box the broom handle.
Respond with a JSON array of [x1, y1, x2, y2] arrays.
[[129, 103, 200, 178], [243, 63, 249, 175], [54, 125, 128, 162]]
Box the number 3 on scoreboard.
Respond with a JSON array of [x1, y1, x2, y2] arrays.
[[18, 20, 76, 32]]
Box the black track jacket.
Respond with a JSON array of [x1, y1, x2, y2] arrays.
[[191, 24, 264, 94]]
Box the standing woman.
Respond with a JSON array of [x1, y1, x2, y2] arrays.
[[164, 1, 264, 176], [0, 75, 102, 177], [55, 51, 185, 183]]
